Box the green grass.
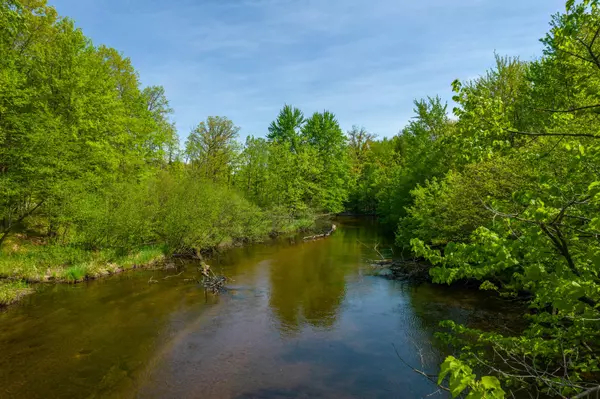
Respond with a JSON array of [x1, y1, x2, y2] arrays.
[[0, 244, 166, 283], [63, 264, 88, 282], [0, 280, 33, 306], [118, 247, 165, 269]]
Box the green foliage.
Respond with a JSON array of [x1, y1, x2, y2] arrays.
[[59, 170, 279, 253], [396, 156, 535, 248], [346, 126, 378, 213], [0, 0, 177, 246], [335, 1, 600, 396], [438, 356, 505, 398], [267, 104, 305, 152], [301, 111, 350, 212], [185, 116, 240, 183], [347, 97, 455, 228], [237, 106, 351, 214]]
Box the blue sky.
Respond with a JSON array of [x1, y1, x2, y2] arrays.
[[51, 0, 565, 141]]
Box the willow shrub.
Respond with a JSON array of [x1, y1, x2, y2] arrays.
[[63, 171, 273, 254]]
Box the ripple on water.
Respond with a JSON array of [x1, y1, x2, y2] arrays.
[[0, 217, 522, 399]]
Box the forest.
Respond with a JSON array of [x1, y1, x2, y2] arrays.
[[1, 0, 600, 397]]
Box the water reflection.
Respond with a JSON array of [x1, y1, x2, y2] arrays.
[[268, 238, 347, 333], [0, 272, 215, 398], [0, 217, 522, 399]]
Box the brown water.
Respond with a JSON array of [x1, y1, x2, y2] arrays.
[[0, 217, 520, 399]]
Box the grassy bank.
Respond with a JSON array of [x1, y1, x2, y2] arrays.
[[0, 244, 167, 306], [0, 244, 165, 283], [0, 213, 316, 307], [0, 281, 34, 307]]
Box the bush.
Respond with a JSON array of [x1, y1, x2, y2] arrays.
[[60, 170, 284, 254]]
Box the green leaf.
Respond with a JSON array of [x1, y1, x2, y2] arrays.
[[480, 376, 501, 390]]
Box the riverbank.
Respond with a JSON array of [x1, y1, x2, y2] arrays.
[[0, 217, 321, 307], [0, 244, 167, 306]]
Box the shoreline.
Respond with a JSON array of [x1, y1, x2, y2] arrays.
[[0, 221, 327, 308], [0, 253, 168, 308]]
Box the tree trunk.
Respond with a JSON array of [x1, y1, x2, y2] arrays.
[[0, 200, 45, 249]]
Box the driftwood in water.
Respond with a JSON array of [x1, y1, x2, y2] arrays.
[[199, 262, 227, 294], [371, 258, 431, 282], [303, 224, 337, 241], [357, 240, 430, 282]]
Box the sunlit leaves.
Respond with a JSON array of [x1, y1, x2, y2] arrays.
[[390, 1, 600, 396], [438, 356, 505, 398]]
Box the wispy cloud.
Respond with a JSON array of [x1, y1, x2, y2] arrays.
[[53, 0, 564, 139]]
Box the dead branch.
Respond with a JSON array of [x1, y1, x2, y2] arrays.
[[532, 104, 600, 113], [391, 343, 450, 393], [163, 271, 184, 280], [198, 262, 227, 294], [371, 258, 431, 282], [303, 224, 337, 241]]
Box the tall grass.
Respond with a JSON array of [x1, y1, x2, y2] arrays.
[[0, 245, 165, 282]]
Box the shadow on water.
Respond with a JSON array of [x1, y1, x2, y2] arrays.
[[0, 217, 523, 399]]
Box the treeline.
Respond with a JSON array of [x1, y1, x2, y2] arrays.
[[2, 0, 600, 395], [0, 0, 354, 265], [344, 1, 600, 397], [185, 107, 350, 215]]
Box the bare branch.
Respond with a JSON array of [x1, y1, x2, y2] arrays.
[[391, 344, 451, 393], [162, 271, 184, 280], [571, 385, 600, 399]]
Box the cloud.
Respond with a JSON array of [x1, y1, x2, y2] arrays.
[[52, 0, 565, 139]]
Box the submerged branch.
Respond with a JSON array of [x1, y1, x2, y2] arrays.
[[303, 224, 337, 241]]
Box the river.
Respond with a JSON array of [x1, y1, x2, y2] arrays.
[[0, 217, 520, 398]]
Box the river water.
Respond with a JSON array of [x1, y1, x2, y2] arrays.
[[0, 217, 520, 398]]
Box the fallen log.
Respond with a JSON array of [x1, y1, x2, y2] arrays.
[[303, 224, 337, 241]]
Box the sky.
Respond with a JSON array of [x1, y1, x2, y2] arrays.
[[50, 0, 566, 141]]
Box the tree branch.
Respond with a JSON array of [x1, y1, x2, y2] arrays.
[[571, 385, 600, 399], [576, 27, 600, 71], [391, 344, 451, 393], [0, 199, 45, 248], [507, 130, 600, 139], [533, 104, 600, 113]]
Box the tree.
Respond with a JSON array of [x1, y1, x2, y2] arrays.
[[376, 97, 454, 228], [142, 85, 179, 165], [267, 104, 305, 152], [235, 136, 270, 205], [345, 126, 378, 213], [347, 125, 377, 165], [302, 111, 350, 213], [400, 1, 600, 396], [450, 55, 532, 157], [0, 0, 179, 248], [185, 116, 240, 183]]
